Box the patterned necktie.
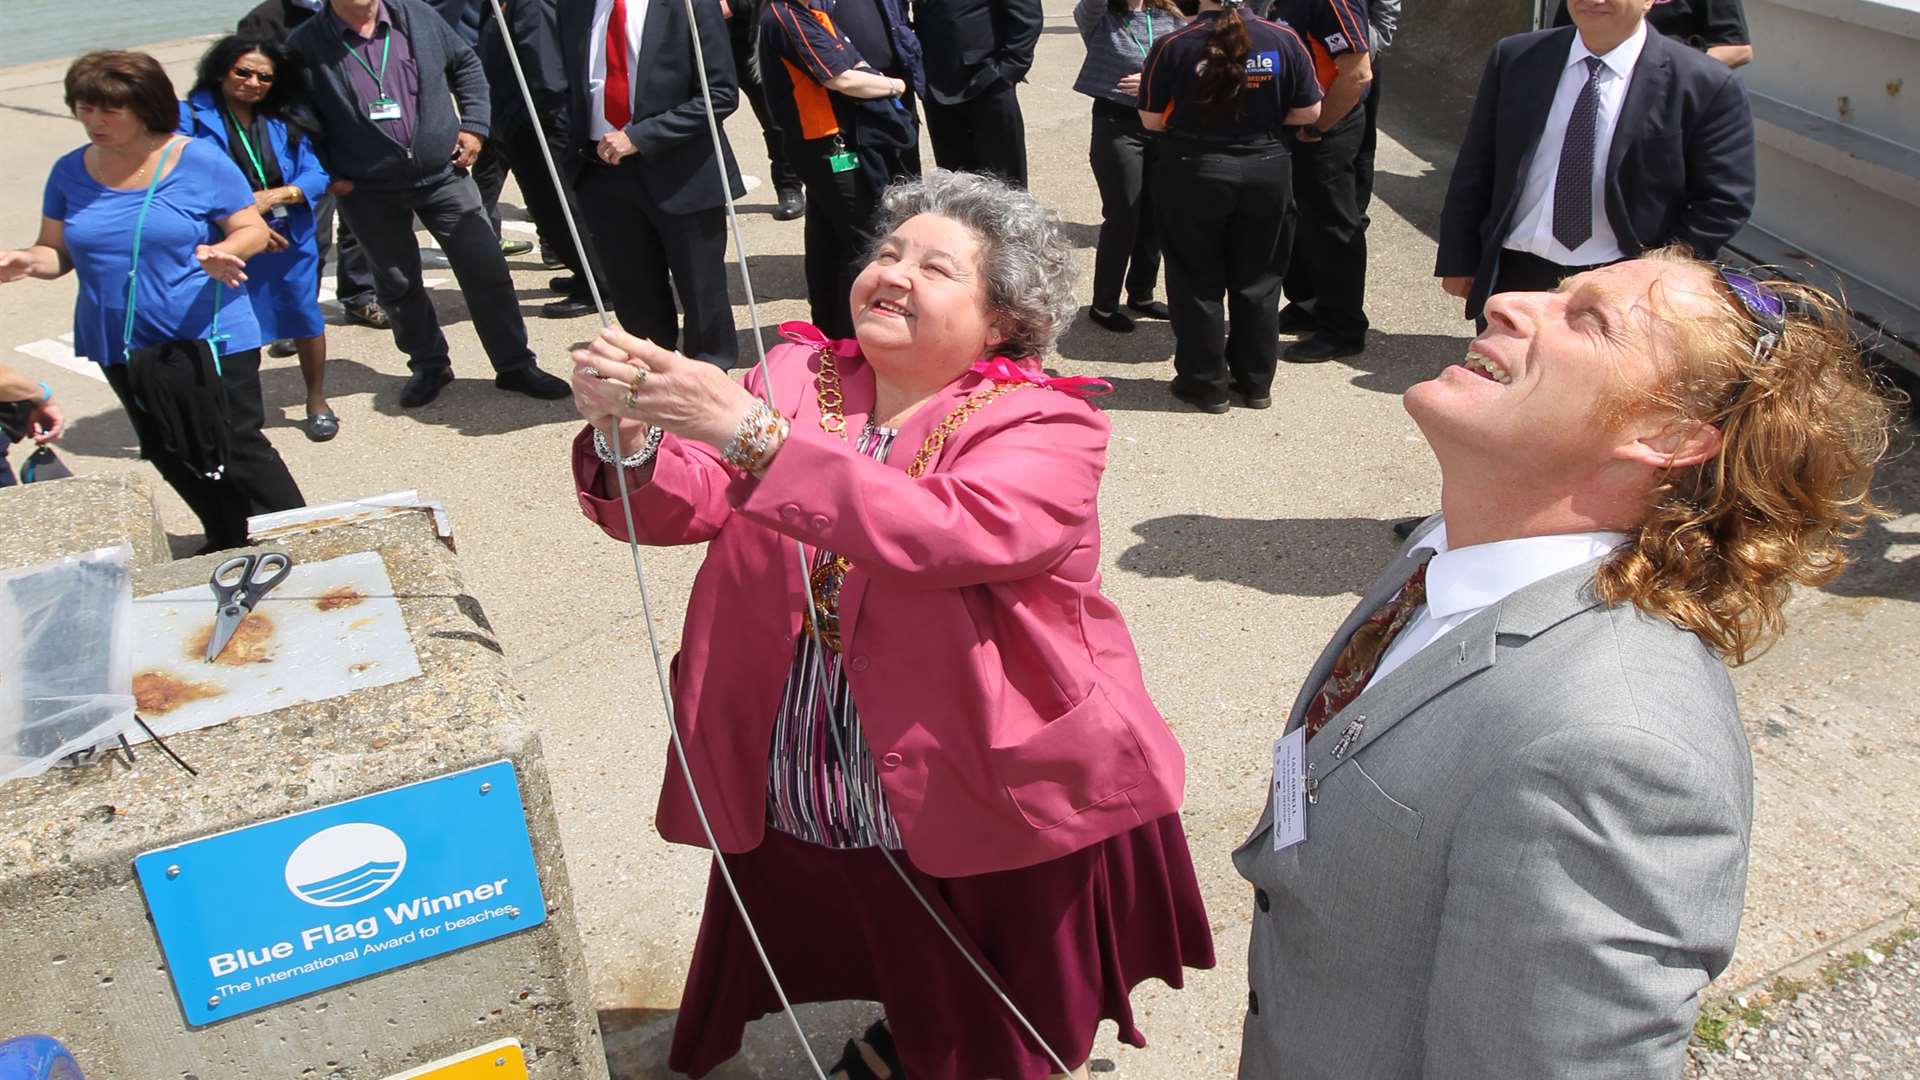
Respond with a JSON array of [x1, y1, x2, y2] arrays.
[[603, 0, 632, 130], [1551, 56, 1607, 251], [1299, 561, 1430, 740]]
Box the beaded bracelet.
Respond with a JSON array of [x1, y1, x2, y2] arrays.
[[721, 399, 790, 474], [592, 424, 665, 469]]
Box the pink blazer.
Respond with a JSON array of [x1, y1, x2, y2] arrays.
[[571, 331, 1186, 878]]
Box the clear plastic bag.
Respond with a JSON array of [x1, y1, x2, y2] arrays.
[[0, 544, 134, 782]]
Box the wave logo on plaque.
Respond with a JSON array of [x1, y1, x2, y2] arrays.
[[285, 822, 409, 907]]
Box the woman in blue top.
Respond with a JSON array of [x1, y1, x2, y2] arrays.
[[0, 51, 305, 552], [1074, 0, 1184, 334], [184, 35, 339, 442]]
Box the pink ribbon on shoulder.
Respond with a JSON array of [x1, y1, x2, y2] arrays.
[[778, 321, 862, 358], [970, 356, 1113, 399]]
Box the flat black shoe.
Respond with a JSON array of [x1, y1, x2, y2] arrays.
[[1170, 383, 1230, 414], [1284, 333, 1366, 363], [1234, 387, 1273, 409], [1125, 298, 1171, 320], [268, 338, 297, 358], [495, 366, 571, 400], [540, 249, 566, 269], [1391, 515, 1425, 539], [1089, 307, 1134, 333], [548, 274, 578, 293], [773, 187, 805, 221], [1277, 304, 1320, 334], [542, 296, 596, 319], [399, 366, 454, 408], [344, 301, 390, 329]]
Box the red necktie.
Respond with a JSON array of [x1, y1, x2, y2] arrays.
[[603, 0, 632, 130], [1299, 562, 1430, 740]]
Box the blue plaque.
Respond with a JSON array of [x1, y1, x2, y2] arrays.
[[135, 760, 547, 1026]]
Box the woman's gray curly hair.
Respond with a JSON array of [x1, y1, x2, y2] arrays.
[[871, 169, 1079, 361]]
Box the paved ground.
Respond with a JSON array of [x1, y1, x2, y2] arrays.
[[1, 9, 1916, 1077], [1691, 931, 1920, 1079]]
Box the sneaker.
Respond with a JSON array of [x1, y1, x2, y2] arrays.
[[500, 237, 534, 257], [343, 301, 390, 329], [1089, 307, 1134, 333], [494, 366, 571, 400], [399, 366, 454, 408], [773, 187, 805, 221]]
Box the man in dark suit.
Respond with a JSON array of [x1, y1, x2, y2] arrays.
[[560, 0, 745, 367], [912, 0, 1042, 186], [1435, 0, 1755, 321]]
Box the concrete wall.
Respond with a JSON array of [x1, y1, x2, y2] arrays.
[[1385, 0, 1536, 149]]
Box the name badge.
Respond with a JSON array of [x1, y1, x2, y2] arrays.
[[1271, 727, 1306, 852], [368, 96, 402, 122], [827, 148, 858, 174], [268, 205, 290, 221]]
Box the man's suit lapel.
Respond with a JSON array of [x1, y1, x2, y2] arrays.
[[632, 0, 675, 112], [1507, 28, 1577, 194], [1605, 32, 1671, 237]]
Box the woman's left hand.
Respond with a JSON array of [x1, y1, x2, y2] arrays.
[[195, 244, 248, 287], [251, 189, 280, 215], [571, 324, 755, 450], [1115, 73, 1141, 97]]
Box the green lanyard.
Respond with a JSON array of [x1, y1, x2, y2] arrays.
[[1119, 10, 1156, 59], [225, 107, 270, 190], [340, 23, 392, 94]]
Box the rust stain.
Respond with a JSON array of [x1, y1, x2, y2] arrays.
[[133, 671, 224, 715], [349, 661, 376, 674], [348, 616, 375, 632], [316, 585, 365, 612], [186, 613, 276, 666]]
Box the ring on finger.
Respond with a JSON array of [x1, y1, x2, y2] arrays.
[[623, 383, 641, 409]]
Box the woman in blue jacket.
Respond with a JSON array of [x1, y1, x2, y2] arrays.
[[185, 35, 338, 441]]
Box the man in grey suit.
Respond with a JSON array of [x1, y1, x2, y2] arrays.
[[1236, 249, 1892, 1077]]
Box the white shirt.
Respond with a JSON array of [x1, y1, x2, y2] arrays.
[[1363, 521, 1632, 691], [587, 0, 649, 139], [1503, 20, 1647, 267]]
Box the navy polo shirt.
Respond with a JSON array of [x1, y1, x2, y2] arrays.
[[1139, 11, 1321, 141]]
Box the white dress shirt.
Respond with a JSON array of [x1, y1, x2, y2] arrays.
[[1503, 20, 1648, 267], [1364, 520, 1632, 691], [587, 0, 650, 139]]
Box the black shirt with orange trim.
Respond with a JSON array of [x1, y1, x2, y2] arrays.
[[757, 0, 921, 147], [1260, 0, 1369, 89], [1138, 11, 1321, 141]]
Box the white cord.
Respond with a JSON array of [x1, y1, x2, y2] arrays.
[[490, 0, 1073, 1073]]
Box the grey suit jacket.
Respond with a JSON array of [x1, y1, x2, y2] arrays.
[[1236, 520, 1753, 1078]]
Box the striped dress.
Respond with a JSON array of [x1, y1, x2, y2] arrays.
[[764, 423, 905, 849]]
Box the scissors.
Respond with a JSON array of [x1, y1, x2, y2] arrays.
[[204, 552, 293, 663]]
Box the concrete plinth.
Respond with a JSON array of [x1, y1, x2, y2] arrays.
[[0, 508, 607, 1080], [0, 474, 171, 574]]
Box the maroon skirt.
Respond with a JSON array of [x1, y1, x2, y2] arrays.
[[668, 813, 1216, 1079]]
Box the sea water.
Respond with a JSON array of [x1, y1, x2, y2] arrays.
[[0, 0, 241, 68]]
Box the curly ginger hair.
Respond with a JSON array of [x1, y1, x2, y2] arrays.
[[1593, 247, 1900, 665]]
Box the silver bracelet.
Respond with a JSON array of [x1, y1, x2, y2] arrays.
[[592, 424, 664, 468]]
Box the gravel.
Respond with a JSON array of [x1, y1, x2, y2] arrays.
[[1689, 934, 1920, 1079]]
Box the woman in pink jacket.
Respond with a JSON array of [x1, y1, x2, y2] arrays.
[[569, 170, 1212, 1080]]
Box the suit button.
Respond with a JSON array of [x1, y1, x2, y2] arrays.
[[1255, 888, 1271, 912], [848, 656, 870, 672], [780, 504, 802, 523], [811, 514, 831, 530], [1248, 989, 1259, 1015], [880, 752, 903, 768]]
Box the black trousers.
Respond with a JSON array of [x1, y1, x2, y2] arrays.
[[1155, 139, 1293, 400], [1491, 248, 1611, 298], [786, 138, 914, 338], [104, 349, 304, 551], [577, 159, 737, 367], [495, 122, 607, 298], [1355, 63, 1381, 215], [1279, 107, 1369, 343], [336, 173, 537, 375], [732, 12, 801, 193], [472, 145, 509, 235], [924, 84, 1028, 188], [314, 193, 375, 308], [1088, 99, 1162, 312]]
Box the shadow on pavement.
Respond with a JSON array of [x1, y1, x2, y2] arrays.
[[1118, 513, 1405, 596], [1340, 331, 1470, 397], [1823, 429, 1920, 602], [255, 357, 578, 438], [1056, 312, 1175, 364]]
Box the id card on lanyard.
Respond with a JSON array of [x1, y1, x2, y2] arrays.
[[340, 22, 401, 123], [226, 109, 289, 220]]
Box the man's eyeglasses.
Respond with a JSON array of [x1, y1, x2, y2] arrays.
[[231, 66, 276, 84]]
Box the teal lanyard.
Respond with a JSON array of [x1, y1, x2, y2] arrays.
[[123, 139, 224, 367], [1119, 10, 1156, 59], [340, 23, 392, 94], [225, 107, 270, 190]]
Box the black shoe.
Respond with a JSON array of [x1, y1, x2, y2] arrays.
[[1169, 382, 1230, 414], [540, 249, 567, 269], [495, 365, 571, 400], [1125, 298, 1171, 320], [1277, 304, 1320, 334], [268, 338, 297, 358], [1089, 307, 1134, 333], [499, 237, 534, 257], [1284, 333, 1366, 363], [548, 274, 578, 293], [344, 300, 390, 329], [772, 187, 805, 221], [542, 296, 596, 319], [1391, 515, 1425, 539], [399, 366, 454, 408], [1234, 386, 1273, 409]]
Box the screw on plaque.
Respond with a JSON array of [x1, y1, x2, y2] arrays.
[[507, 906, 520, 919], [480, 782, 492, 794], [207, 995, 221, 1007], [166, 865, 181, 879]]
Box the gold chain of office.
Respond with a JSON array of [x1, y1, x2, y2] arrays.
[[800, 346, 1035, 651]]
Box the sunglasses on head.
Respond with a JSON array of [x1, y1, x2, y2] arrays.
[[231, 66, 275, 83], [1715, 265, 1786, 346]]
